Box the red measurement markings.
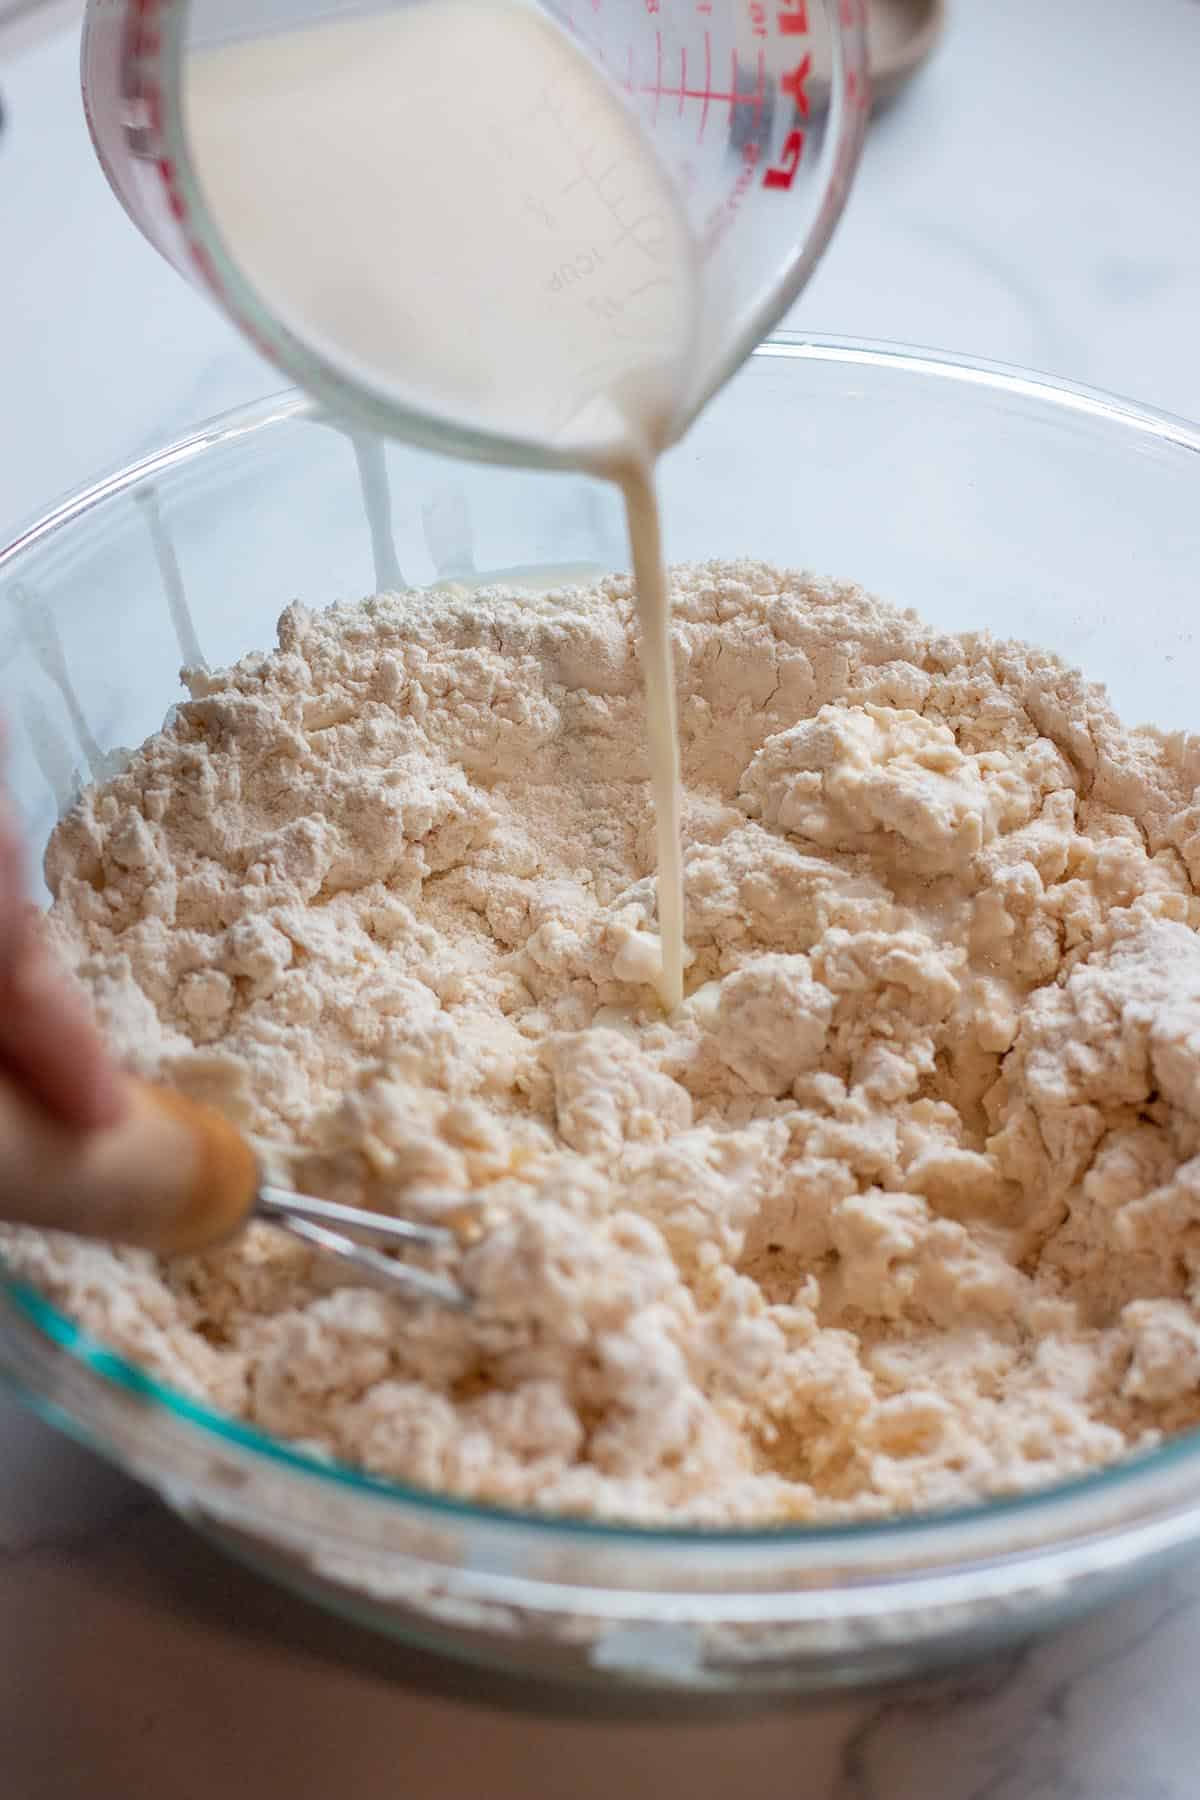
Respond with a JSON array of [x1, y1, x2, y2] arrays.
[[762, 131, 803, 188], [700, 136, 762, 254], [631, 34, 771, 147], [96, 0, 284, 372], [699, 30, 712, 138], [781, 51, 811, 116], [837, 0, 869, 101], [761, 50, 810, 190], [778, 0, 808, 29]]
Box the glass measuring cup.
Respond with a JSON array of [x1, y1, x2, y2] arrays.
[[81, 0, 867, 469]]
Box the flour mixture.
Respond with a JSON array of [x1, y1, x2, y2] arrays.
[[10, 561, 1200, 1525]]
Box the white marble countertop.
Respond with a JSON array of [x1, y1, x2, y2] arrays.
[[4, 2, 1200, 1793]]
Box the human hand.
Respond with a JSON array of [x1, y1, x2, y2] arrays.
[[0, 754, 125, 1131]]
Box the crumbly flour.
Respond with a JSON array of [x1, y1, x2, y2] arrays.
[[10, 560, 1200, 1525]]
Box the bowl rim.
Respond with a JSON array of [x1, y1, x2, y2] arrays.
[[4, 330, 1200, 578], [6, 329, 1200, 1564]]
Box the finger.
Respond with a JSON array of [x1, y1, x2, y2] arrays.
[[0, 727, 126, 1131], [0, 807, 24, 976], [0, 913, 126, 1131], [0, 779, 27, 979]]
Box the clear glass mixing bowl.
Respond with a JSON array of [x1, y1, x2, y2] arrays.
[[3, 335, 1200, 1696]]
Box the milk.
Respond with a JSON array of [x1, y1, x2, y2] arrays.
[[184, 0, 699, 1007]]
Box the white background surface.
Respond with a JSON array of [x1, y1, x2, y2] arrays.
[[4, 2, 1200, 1794]]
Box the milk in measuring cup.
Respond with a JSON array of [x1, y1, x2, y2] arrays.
[[185, 0, 708, 1007]]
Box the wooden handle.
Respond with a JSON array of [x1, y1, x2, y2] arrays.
[[0, 1075, 259, 1256]]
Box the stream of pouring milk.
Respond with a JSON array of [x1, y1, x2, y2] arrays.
[[185, 0, 699, 1009]]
